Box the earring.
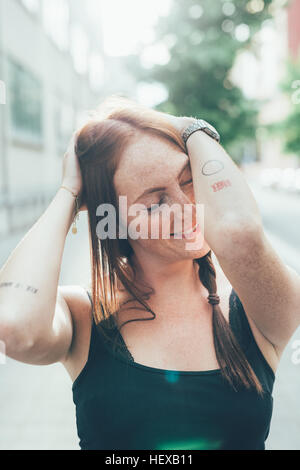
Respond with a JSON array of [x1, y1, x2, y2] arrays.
[[72, 207, 80, 234]]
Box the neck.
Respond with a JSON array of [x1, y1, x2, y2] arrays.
[[129, 252, 201, 297]]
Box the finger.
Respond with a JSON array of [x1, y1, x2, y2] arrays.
[[65, 133, 77, 156]]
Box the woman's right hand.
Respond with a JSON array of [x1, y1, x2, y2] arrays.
[[61, 131, 87, 212]]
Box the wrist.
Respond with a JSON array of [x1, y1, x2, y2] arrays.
[[54, 189, 78, 232], [179, 117, 197, 135], [182, 118, 221, 150], [58, 186, 80, 230], [60, 183, 80, 198], [58, 187, 78, 210]]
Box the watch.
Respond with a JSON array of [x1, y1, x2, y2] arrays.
[[182, 119, 220, 148]]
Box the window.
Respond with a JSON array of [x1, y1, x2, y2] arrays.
[[42, 0, 70, 51], [0, 80, 6, 105], [8, 58, 43, 146], [70, 24, 89, 75], [20, 0, 40, 14], [89, 53, 105, 92]]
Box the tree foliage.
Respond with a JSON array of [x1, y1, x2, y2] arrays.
[[124, 0, 275, 152]]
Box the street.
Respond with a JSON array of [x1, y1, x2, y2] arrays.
[[0, 184, 299, 450]]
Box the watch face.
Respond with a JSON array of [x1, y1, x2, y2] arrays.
[[201, 120, 217, 134], [199, 120, 220, 142], [205, 128, 215, 139]]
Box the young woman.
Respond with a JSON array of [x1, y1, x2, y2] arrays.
[[0, 96, 299, 450]]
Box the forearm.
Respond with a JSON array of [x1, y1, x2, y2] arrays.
[[186, 131, 263, 254], [0, 187, 75, 339]]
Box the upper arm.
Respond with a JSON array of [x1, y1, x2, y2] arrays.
[[216, 222, 300, 358], [6, 285, 89, 366]]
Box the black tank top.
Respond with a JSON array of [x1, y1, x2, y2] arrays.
[[72, 288, 275, 450]]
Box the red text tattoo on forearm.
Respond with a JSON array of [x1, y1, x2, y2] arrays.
[[211, 179, 232, 192]]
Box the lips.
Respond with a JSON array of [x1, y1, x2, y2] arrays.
[[170, 223, 200, 238]]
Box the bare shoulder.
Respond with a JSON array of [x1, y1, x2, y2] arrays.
[[214, 259, 279, 375], [58, 285, 93, 383]]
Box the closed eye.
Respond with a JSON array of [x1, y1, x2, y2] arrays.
[[182, 178, 193, 185], [146, 180, 193, 212], [146, 196, 165, 213]]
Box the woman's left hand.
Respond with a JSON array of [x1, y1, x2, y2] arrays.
[[155, 111, 196, 136]]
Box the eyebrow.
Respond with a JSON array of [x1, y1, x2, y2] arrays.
[[133, 161, 190, 204]]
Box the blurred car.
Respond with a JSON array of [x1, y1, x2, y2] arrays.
[[259, 168, 282, 189], [279, 168, 297, 192], [260, 167, 300, 194], [294, 168, 300, 194]]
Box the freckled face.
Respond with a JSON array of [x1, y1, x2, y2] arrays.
[[113, 132, 210, 260]]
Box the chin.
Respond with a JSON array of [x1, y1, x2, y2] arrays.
[[187, 235, 210, 253], [178, 239, 211, 260]]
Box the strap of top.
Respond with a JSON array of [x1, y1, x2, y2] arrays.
[[86, 290, 134, 362], [228, 288, 255, 352], [228, 288, 276, 388]]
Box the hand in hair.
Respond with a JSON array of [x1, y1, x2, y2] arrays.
[[61, 131, 87, 212], [154, 112, 196, 136]]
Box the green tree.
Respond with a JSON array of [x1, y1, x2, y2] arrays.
[[124, 0, 275, 156]]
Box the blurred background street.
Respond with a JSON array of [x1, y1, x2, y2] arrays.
[[0, 0, 300, 450]]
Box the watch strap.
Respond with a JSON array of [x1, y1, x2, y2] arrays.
[[182, 119, 220, 148]]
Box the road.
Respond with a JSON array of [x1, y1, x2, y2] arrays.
[[0, 184, 299, 450]]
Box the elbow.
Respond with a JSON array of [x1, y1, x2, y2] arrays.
[[0, 317, 36, 357]]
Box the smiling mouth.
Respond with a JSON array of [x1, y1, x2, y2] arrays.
[[170, 223, 200, 238]]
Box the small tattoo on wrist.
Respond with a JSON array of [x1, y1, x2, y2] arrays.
[[211, 179, 232, 192], [0, 282, 38, 294]]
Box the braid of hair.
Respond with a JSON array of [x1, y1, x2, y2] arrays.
[[196, 251, 263, 394]]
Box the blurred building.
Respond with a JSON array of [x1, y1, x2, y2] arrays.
[[232, 0, 300, 172], [258, 0, 300, 170], [0, 0, 136, 239]]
